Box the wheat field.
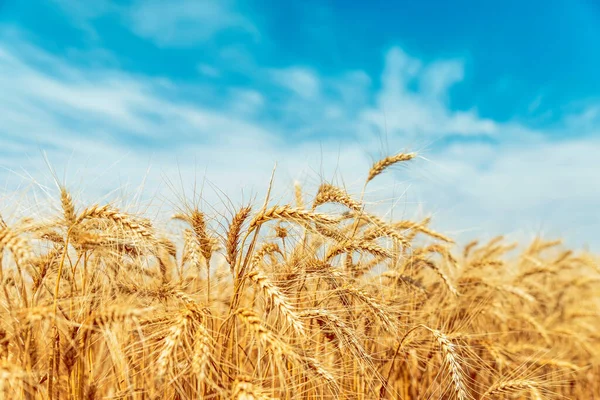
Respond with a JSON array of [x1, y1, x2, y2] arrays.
[[0, 153, 598, 399]]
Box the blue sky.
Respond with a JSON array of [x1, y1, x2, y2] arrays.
[[1, 0, 599, 249]]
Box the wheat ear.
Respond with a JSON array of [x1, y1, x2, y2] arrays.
[[366, 152, 416, 184]]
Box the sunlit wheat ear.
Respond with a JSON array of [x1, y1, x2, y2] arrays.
[[416, 225, 454, 243], [463, 239, 479, 259], [247, 270, 305, 335], [0, 226, 33, 266], [526, 238, 562, 255], [186, 209, 215, 261], [236, 308, 280, 346], [326, 240, 393, 261], [427, 328, 468, 400], [314, 223, 349, 243], [248, 205, 338, 232], [358, 213, 409, 246], [249, 242, 281, 272], [155, 311, 192, 381], [366, 152, 416, 184], [226, 206, 252, 268], [294, 181, 305, 209], [551, 249, 573, 265], [76, 204, 155, 240], [313, 183, 362, 211], [60, 187, 76, 226], [191, 321, 212, 381], [183, 229, 202, 269]]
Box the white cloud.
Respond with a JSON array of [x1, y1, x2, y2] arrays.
[[420, 138, 600, 231], [48, 0, 258, 47], [271, 67, 321, 99], [0, 37, 598, 251], [360, 47, 498, 139], [421, 59, 464, 100], [564, 103, 600, 134], [228, 89, 264, 115], [126, 0, 258, 46]]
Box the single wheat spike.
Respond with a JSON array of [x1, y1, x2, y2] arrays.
[[191, 321, 212, 383], [156, 311, 192, 380], [361, 213, 410, 246], [60, 187, 76, 226], [463, 240, 479, 259], [326, 240, 393, 261], [249, 243, 282, 272], [226, 206, 252, 267], [248, 205, 338, 231], [236, 308, 278, 347], [0, 227, 34, 266], [76, 204, 155, 240], [247, 269, 305, 335], [294, 181, 305, 209], [313, 183, 362, 211], [314, 223, 349, 243], [190, 209, 215, 261], [429, 328, 468, 400], [183, 229, 202, 268], [416, 225, 454, 243], [367, 152, 416, 184]]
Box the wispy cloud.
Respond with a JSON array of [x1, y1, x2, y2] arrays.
[[271, 67, 321, 99], [0, 14, 598, 250], [126, 0, 259, 46], [361, 48, 498, 139]]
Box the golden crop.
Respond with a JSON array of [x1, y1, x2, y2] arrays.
[[0, 153, 597, 399]]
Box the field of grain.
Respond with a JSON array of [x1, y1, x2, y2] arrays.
[[0, 153, 598, 399]]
